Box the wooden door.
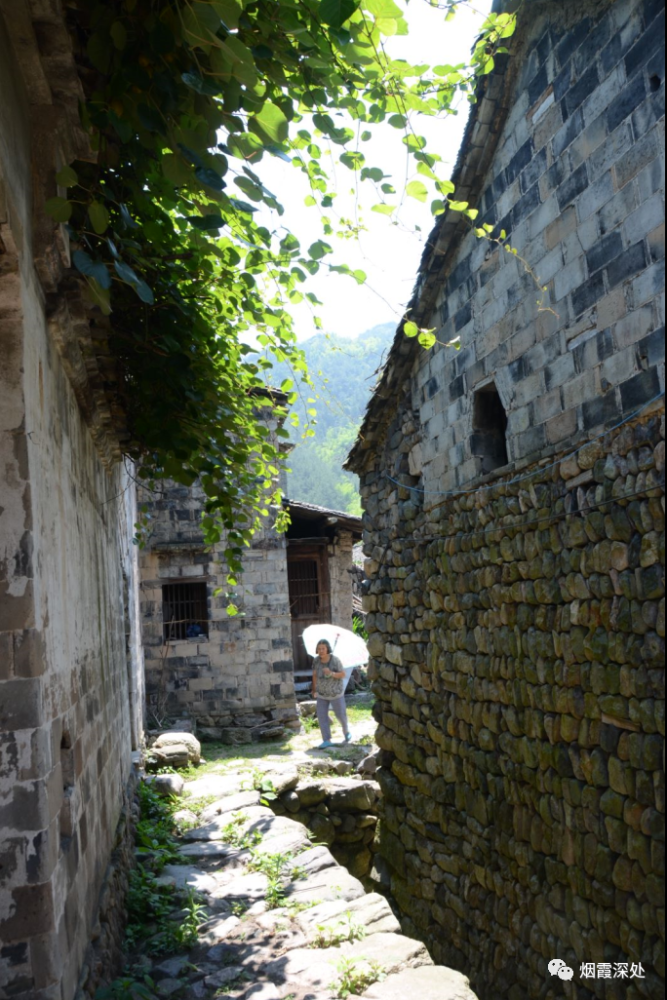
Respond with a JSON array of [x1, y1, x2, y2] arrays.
[[287, 544, 330, 693]]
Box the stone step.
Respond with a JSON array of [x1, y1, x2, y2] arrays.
[[263, 931, 431, 996], [360, 964, 479, 999]]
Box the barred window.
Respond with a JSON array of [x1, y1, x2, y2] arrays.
[[162, 581, 208, 641]]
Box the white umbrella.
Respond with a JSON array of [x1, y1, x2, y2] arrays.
[[302, 624, 369, 693]]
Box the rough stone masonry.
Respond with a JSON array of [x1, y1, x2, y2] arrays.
[[347, 0, 665, 998]]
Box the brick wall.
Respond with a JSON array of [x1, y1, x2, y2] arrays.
[[409, 0, 664, 495]]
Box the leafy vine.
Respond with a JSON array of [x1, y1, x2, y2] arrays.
[[51, 0, 517, 578]]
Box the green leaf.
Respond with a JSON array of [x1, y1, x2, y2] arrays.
[[403, 321, 419, 338], [371, 203, 395, 215], [387, 114, 407, 128], [418, 330, 436, 349], [55, 165, 78, 188], [448, 200, 469, 212], [187, 214, 225, 230], [195, 167, 226, 191], [110, 21, 127, 50], [406, 180, 428, 202], [114, 261, 154, 304], [89, 202, 109, 234], [84, 277, 111, 315], [320, 0, 359, 28], [181, 73, 222, 97], [308, 240, 332, 260], [73, 250, 111, 289], [364, 0, 402, 15], [212, 0, 244, 30], [44, 196, 72, 223], [352, 269, 366, 284], [251, 102, 289, 144]]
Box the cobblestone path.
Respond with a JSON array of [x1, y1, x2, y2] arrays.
[[148, 757, 479, 1000]]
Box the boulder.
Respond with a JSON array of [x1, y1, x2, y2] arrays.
[[325, 778, 380, 812], [148, 773, 185, 797], [152, 731, 201, 765], [357, 751, 379, 777], [172, 808, 198, 827]]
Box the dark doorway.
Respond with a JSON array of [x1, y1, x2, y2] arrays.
[[287, 542, 331, 694], [471, 383, 509, 474]]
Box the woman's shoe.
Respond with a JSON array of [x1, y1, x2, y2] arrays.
[[345, 732, 353, 743], [318, 741, 334, 749]]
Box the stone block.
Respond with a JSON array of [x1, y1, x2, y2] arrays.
[[0, 678, 42, 731], [546, 407, 578, 444]]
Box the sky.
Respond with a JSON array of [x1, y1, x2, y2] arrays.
[[252, 0, 494, 341]]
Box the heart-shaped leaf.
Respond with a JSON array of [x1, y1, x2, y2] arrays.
[[320, 0, 359, 27]]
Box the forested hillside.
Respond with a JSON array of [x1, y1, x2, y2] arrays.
[[278, 322, 395, 514]]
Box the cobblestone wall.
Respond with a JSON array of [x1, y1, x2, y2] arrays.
[[362, 410, 664, 999]]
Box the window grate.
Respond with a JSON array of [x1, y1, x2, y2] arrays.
[[162, 581, 209, 641], [288, 558, 320, 616]]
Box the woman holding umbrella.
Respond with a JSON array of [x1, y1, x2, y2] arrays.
[[312, 639, 352, 749]]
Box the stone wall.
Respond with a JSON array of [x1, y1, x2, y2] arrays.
[[273, 773, 380, 880], [328, 529, 356, 628], [0, 11, 143, 1000], [362, 411, 664, 1000], [138, 481, 299, 738], [350, 1, 665, 997]]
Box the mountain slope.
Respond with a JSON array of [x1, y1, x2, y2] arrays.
[[280, 322, 395, 513]]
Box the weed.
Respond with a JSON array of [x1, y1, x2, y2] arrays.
[[310, 912, 366, 949], [247, 850, 307, 910], [332, 957, 385, 998], [230, 901, 248, 917], [285, 898, 322, 918], [302, 715, 320, 734], [95, 974, 156, 1000], [249, 769, 277, 802], [218, 811, 263, 850]]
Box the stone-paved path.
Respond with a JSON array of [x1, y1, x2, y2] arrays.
[[149, 756, 479, 1000]]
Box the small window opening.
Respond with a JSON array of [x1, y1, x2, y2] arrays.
[[471, 383, 509, 474], [650, 74, 662, 92], [162, 581, 209, 642]]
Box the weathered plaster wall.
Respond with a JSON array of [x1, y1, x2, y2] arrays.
[[353, 1, 665, 998], [139, 481, 299, 738], [0, 14, 143, 1000]]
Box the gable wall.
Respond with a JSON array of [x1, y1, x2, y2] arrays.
[[410, 0, 664, 495]]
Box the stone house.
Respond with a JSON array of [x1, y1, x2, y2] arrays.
[[0, 8, 144, 1000], [138, 477, 362, 735], [347, 0, 665, 997]]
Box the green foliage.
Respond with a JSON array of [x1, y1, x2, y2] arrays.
[[270, 323, 393, 511], [247, 849, 307, 909], [135, 780, 181, 871], [333, 957, 385, 998], [219, 810, 264, 848], [310, 911, 366, 948], [54, 1, 516, 571], [351, 616, 368, 641], [95, 974, 157, 1000]]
